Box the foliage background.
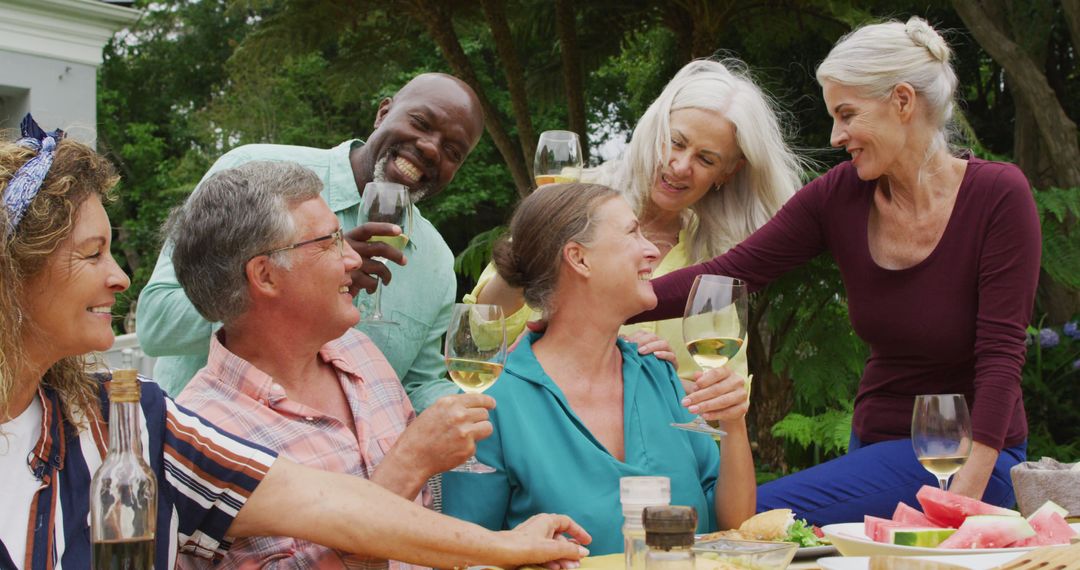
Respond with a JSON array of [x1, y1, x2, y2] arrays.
[[98, 0, 1079, 475]]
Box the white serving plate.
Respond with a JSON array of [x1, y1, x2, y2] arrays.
[[821, 522, 1080, 557], [816, 552, 1024, 570]]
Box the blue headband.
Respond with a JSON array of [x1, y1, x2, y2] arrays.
[[4, 114, 66, 237]]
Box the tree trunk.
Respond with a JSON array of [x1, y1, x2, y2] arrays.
[[405, 0, 534, 196], [554, 0, 589, 164], [116, 226, 141, 276], [481, 0, 537, 173], [1061, 0, 1080, 60], [953, 0, 1080, 189], [1012, 88, 1055, 188], [747, 294, 792, 472], [688, 0, 737, 59], [661, 4, 694, 65], [954, 0, 1080, 322]]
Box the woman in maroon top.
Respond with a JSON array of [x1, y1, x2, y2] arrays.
[[638, 16, 1039, 524]]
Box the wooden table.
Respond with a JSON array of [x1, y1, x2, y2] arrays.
[[575, 552, 827, 568]]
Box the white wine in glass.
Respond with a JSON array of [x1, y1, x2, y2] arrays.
[[368, 234, 410, 251], [911, 394, 973, 491], [677, 275, 748, 437], [446, 358, 503, 393], [360, 182, 413, 326], [534, 130, 583, 186], [445, 303, 507, 474]]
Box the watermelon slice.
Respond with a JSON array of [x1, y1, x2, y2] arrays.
[[938, 515, 1035, 549], [865, 515, 913, 543], [915, 485, 1020, 528], [888, 527, 957, 547], [1011, 500, 1078, 547], [892, 502, 939, 527]]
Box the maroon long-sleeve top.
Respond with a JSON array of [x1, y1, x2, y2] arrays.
[[635, 158, 1040, 450]]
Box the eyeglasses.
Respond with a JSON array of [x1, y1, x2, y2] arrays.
[[255, 228, 344, 259]]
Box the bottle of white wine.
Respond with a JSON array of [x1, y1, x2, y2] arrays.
[[90, 369, 157, 570]]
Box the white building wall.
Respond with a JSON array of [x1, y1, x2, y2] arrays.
[[0, 51, 98, 143], [0, 0, 140, 144]]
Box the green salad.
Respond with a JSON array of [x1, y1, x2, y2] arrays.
[[785, 519, 828, 548]]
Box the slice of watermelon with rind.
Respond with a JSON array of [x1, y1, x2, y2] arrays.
[[1027, 499, 1069, 519], [937, 515, 1035, 549], [1011, 500, 1077, 547], [892, 502, 939, 527], [866, 515, 921, 543], [888, 527, 957, 547], [915, 485, 1020, 528]]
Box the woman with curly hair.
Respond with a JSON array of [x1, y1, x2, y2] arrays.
[[0, 115, 588, 570]]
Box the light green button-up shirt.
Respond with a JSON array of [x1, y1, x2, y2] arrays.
[[136, 140, 459, 411]]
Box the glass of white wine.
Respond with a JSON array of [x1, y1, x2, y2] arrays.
[[677, 275, 748, 437], [534, 130, 583, 186], [912, 394, 973, 491], [360, 182, 413, 327], [444, 303, 507, 474]]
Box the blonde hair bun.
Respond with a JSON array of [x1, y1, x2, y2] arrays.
[[905, 16, 950, 63]]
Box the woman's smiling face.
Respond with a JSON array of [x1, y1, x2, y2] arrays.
[[578, 197, 661, 318], [651, 107, 744, 214], [22, 194, 130, 363], [823, 80, 907, 181]]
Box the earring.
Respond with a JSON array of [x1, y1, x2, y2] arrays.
[[15, 307, 22, 327]]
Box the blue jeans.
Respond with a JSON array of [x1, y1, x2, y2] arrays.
[[756, 434, 1026, 526]]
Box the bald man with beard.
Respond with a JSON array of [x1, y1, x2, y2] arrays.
[[137, 73, 486, 413]]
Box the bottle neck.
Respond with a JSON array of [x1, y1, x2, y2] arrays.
[[108, 400, 143, 456]]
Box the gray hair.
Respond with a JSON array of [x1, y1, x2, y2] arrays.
[[589, 58, 804, 261], [816, 16, 958, 157], [166, 161, 323, 324]]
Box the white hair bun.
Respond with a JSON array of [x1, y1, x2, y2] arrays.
[[905, 16, 950, 63]]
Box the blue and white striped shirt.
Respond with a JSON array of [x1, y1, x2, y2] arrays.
[[0, 376, 278, 570]]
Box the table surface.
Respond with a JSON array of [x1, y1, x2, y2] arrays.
[[575, 553, 823, 569]]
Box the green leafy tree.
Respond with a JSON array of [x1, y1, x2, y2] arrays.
[[98, 0, 253, 330]]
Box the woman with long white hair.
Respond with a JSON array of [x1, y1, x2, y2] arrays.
[[474, 58, 804, 393]]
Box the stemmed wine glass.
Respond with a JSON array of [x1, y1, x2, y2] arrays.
[[444, 303, 507, 473], [676, 275, 748, 437], [912, 394, 973, 491], [360, 182, 413, 327], [534, 130, 583, 186]]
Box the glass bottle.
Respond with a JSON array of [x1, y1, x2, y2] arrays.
[[644, 506, 697, 570], [621, 476, 670, 570], [90, 369, 157, 570]]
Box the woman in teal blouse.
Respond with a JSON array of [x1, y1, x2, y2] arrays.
[[442, 184, 756, 554]]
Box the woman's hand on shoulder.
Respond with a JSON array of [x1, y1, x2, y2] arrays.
[[682, 367, 749, 424], [620, 330, 677, 365]]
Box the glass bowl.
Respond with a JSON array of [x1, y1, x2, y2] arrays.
[[692, 537, 798, 569]]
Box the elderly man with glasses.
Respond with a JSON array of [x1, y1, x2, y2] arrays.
[[137, 73, 485, 416], [167, 161, 497, 570]]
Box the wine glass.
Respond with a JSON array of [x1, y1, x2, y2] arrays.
[[912, 394, 973, 491], [360, 182, 413, 327], [534, 130, 583, 186], [444, 303, 507, 473], [676, 275, 748, 437]]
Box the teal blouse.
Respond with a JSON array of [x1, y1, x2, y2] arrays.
[[441, 332, 720, 555]]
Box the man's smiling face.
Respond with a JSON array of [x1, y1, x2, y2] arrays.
[[367, 74, 485, 201]]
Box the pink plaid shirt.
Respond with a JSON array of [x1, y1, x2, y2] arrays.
[[176, 329, 429, 570]]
